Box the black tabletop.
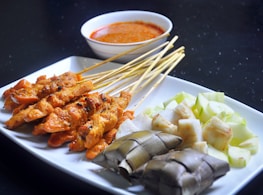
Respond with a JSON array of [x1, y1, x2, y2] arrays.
[[0, 0, 263, 194]]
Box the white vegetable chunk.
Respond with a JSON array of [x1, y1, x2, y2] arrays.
[[156, 109, 179, 124], [175, 102, 196, 121], [202, 116, 233, 151], [192, 141, 208, 154], [116, 113, 152, 139], [152, 114, 178, 135], [177, 118, 202, 148]]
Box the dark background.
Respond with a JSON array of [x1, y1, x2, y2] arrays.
[[0, 0, 262, 194]]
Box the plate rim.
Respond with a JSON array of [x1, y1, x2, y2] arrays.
[[0, 56, 262, 195]]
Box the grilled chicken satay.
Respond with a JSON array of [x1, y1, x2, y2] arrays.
[[69, 91, 132, 152], [3, 79, 32, 99], [86, 110, 134, 160], [39, 92, 113, 148], [5, 81, 93, 129], [86, 128, 118, 160], [32, 92, 105, 135], [48, 130, 76, 148], [47, 91, 132, 150], [3, 72, 82, 112], [3, 79, 32, 112]]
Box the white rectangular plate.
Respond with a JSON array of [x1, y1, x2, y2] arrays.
[[0, 56, 262, 195]]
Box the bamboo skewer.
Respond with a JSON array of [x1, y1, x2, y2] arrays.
[[109, 48, 185, 102], [92, 41, 170, 85], [76, 33, 169, 75], [108, 52, 178, 96], [129, 36, 178, 94], [135, 46, 185, 93], [77, 35, 185, 113], [133, 51, 185, 111]]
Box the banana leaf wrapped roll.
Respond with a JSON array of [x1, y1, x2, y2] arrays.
[[93, 130, 182, 179], [132, 148, 230, 195]]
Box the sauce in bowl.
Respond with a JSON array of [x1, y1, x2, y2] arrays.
[[90, 21, 165, 44]]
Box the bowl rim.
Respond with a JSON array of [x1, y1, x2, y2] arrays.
[[80, 10, 173, 46]]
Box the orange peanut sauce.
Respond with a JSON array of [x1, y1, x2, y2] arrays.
[[90, 21, 165, 43]]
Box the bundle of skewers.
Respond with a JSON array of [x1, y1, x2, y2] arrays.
[[3, 35, 184, 159], [2, 35, 230, 195]]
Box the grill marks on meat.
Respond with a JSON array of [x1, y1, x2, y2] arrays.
[[46, 91, 132, 157], [33, 92, 106, 135], [70, 91, 132, 152], [3, 71, 134, 160], [5, 81, 93, 129], [85, 110, 134, 160], [3, 72, 81, 112]]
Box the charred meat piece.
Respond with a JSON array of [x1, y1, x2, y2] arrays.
[[47, 130, 76, 148], [5, 81, 93, 129], [3, 72, 82, 111], [85, 128, 118, 160], [69, 91, 132, 152], [46, 92, 118, 148], [46, 91, 132, 153], [32, 92, 104, 135], [3, 79, 32, 112]]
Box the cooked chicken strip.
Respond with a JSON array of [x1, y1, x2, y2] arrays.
[[46, 92, 112, 148], [32, 92, 106, 135], [85, 110, 134, 160], [69, 91, 132, 152], [5, 81, 93, 129], [3, 72, 81, 111]]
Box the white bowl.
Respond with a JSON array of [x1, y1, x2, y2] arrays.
[[81, 10, 173, 63]]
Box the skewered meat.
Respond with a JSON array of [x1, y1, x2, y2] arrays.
[[3, 72, 82, 112], [3, 79, 32, 112], [3, 79, 32, 99], [48, 130, 76, 148], [32, 92, 104, 135], [85, 128, 118, 160], [45, 91, 132, 154], [69, 91, 132, 152], [85, 109, 134, 160], [5, 80, 93, 129], [93, 130, 182, 178], [132, 148, 230, 195]]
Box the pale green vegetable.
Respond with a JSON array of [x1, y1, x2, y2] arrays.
[[163, 91, 196, 108], [238, 137, 259, 155], [201, 91, 225, 102], [220, 112, 255, 146], [164, 100, 178, 110], [137, 91, 258, 168], [173, 91, 196, 107], [192, 93, 211, 123], [144, 104, 164, 118], [192, 92, 233, 123], [207, 145, 229, 163], [228, 145, 251, 168], [207, 101, 234, 116]]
